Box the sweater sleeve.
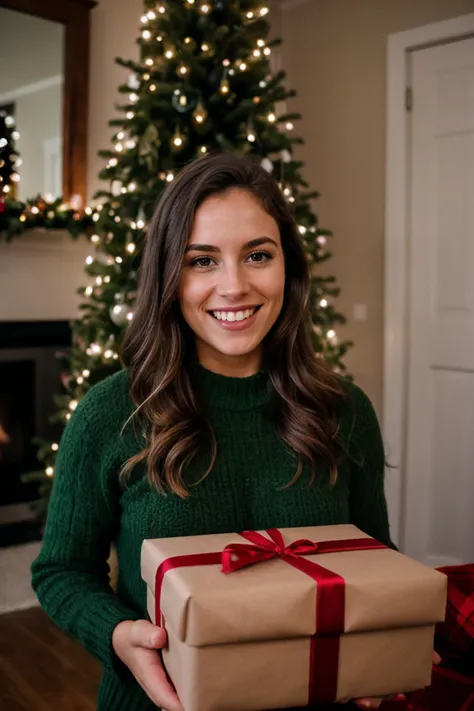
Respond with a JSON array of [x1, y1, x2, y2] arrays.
[[31, 375, 140, 671], [345, 383, 397, 550]]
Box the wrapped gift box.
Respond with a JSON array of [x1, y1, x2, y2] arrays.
[[141, 524, 447, 711]]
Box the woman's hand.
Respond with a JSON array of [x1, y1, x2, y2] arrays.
[[112, 619, 184, 711], [353, 651, 441, 709]]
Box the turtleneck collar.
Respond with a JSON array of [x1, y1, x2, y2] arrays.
[[190, 361, 272, 411]]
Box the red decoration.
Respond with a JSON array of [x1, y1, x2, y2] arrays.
[[154, 528, 387, 705], [0, 197, 5, 214]]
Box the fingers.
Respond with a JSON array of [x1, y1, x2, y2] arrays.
[[138, 649, 184, 711], [354, 695, 406, 709], [433, 651, 441, 665], [130, 619, 167, 649]]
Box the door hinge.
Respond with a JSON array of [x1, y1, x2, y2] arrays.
[[405, 86, 413, 112]]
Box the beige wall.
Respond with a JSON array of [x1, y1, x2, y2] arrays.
[[281, 0, 473, 413]]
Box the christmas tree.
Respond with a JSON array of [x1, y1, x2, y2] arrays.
[[0, 108, 20, 202], [28, 0, 351, 517]]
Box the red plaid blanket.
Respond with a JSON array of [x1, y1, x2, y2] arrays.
[[380, 564, 474, 711]]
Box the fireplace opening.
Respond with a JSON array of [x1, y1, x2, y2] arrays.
[[0, 321, 72, 546]]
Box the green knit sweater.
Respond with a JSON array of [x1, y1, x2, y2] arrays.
[[31, 365, 394, 711]]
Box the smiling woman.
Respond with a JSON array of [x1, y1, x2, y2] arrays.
[[31, 152, 397, 711]]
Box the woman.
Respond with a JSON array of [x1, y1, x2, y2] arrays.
[[32, 152, 398, 711]]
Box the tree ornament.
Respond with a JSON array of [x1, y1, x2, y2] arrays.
[[127, 73, 140, 90], [220, 77, 230, 95], [110, 293, 133, 326], [172, 127, 185, 149], [171, 87, 197, 113]]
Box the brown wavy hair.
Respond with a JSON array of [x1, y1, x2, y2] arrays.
[[120, 152, 346, 496]]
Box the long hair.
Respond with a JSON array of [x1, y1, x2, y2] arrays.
[[121, 152, 346, 496]]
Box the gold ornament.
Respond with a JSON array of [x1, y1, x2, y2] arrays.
[[193, 101, 207, 124]]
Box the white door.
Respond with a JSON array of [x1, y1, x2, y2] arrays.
[[404, 36, 474, 567]]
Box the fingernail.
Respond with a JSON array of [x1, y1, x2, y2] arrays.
[[355, 703, 371, 709], [395, 694, 407, 701]]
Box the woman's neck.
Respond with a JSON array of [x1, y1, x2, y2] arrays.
[[195, 341, 262, 378]]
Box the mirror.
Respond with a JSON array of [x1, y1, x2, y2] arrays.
[[0, 8, 64, 200], [0, 0, 96, 203]]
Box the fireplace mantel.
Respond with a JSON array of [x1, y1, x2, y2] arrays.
[[0, 229, 90, 322]]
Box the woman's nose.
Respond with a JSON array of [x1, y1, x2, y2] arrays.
[[215, 264, 250, 299]]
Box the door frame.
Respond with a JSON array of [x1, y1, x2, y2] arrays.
[[383, 13, 474, 548]]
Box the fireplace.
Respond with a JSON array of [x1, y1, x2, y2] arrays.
[[0, 321, 72, 546]]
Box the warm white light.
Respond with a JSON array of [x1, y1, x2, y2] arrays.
[[179, 65, 189, 75], [247, 132, 256, 143], [76, 376, 84, 385], [283, 187, 292, 197], [222, 59, 231, 67], [82, 369, 90, 377], [142, 29, 151, 39], [104, 276, 111, 283], [127, 242, 136, 253], [298, 225, 307, 234], [12, 131, 20, 140], [69, 400, 78, 411], [140, 14, 148, 23], [45, 192, 54, 203], [109, 157, 118, 167], [136, 219, 145, 229], [52, 443, 59, 451], [115, 142, 124, 152], [31, 206, 39, 215], [5, 115, 15, 127], [147, 10, 157, 19], [0, 138, 7, 149], [327, 329, 336, 339], [11, 173, 20, 183], [317, 235, 327, 246], [157, 5, 166, 14], [257, 39, 265, 47], [286, 122, 294, 131], [143, 73, 150, 80], [96, 276, 103, 286], [166, 173, 174, 182], [260, 7, 269, 16], [15, 158, 22, 167], [46, 467, 54, 477], [264, 47, 271, 56], [268, 112, 276, 123], [320, 299, 328, 308], [157, 35, 163, 42], [91, 234, 100, 243], [117, 131, 125, 140], [114, 216, 121, 223], [253, 49, 261, 58], [145, 58, 154, 66], [116, 256, 123, 264], [91, 343, 102, 355], [150, 84, 156, 92], [127, 312, 134, 321], [165, 50, 174, 59], [126, 111, 135, 120], [174, 136, 183, 146], [129, 93, 139, 103], [104, 349, 114, 359], [85, 253, 93, 264], [85, 285, 93, 295], [239, 62, 247, 71], [202, 43, 210, 52], [186, 0, 195, 4], [3, 186, 10, 193], [65, 413, 71, 420], [200, 3, 210, 13], [200, 145, 208, 153], [247, 11, 254, 19], [128, 182, 136, 191]]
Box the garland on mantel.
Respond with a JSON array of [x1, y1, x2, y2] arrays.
[[0, 194, 94, 242]]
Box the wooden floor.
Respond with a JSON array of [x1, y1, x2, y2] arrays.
[[0, 607, 102, 710]]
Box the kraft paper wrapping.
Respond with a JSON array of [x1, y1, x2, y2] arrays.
[[146, 587, 436, 711], [141, 524, 448, 710]]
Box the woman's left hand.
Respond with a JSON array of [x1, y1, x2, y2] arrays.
[[353, 651, 441, 709]]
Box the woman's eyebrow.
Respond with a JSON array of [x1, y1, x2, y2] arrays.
[[185, 236, 278, 253]]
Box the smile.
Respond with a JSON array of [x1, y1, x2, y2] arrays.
[[210, 307, 259, 322]]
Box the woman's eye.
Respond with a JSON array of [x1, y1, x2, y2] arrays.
[[247, 250, 273, 263], [190, 256, 214, 268]]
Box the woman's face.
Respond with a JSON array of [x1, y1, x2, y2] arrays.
[[178, 188, 285, 376]]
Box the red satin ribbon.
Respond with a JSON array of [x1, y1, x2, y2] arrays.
[[154, 529, 387, 704]]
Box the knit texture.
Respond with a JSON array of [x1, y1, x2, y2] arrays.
[[31, 365, 395, 711]]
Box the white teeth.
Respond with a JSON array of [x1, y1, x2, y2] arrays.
[[212, 308, 256, 322]]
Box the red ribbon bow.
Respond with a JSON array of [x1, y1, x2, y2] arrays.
[[154, 528, 387, 704]]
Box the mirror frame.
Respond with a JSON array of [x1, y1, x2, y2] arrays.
[[0, 0, 97, 202]]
